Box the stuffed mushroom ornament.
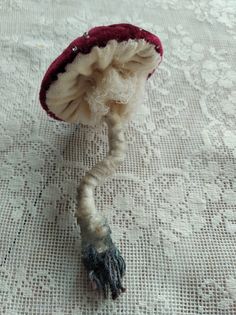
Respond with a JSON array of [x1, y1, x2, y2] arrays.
[[40, 23, 163, 299]]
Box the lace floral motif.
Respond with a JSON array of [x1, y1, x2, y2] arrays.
[[186, 0, 236, 30], [0, 0, 235, 314]]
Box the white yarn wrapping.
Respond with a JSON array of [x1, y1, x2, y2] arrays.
[[76, 110, 126, 252]]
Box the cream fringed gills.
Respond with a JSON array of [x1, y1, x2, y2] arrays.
[[46, 39, 160, 125]]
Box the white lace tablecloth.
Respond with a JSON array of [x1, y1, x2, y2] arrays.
[[0, 0, 236, 314]]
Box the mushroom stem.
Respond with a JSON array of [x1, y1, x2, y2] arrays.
[[77, 110, 126, 240], [76, 109, 127, 298]]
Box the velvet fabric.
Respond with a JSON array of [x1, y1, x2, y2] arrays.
[[39, 23, 163, 121]]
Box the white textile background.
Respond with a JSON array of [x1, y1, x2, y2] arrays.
[[0, 0, 236, 314]]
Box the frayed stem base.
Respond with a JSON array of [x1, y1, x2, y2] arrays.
[[82, 244, 126, 299]]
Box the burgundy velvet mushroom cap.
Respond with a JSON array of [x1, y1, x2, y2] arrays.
[[39, 23, 163, 124]]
